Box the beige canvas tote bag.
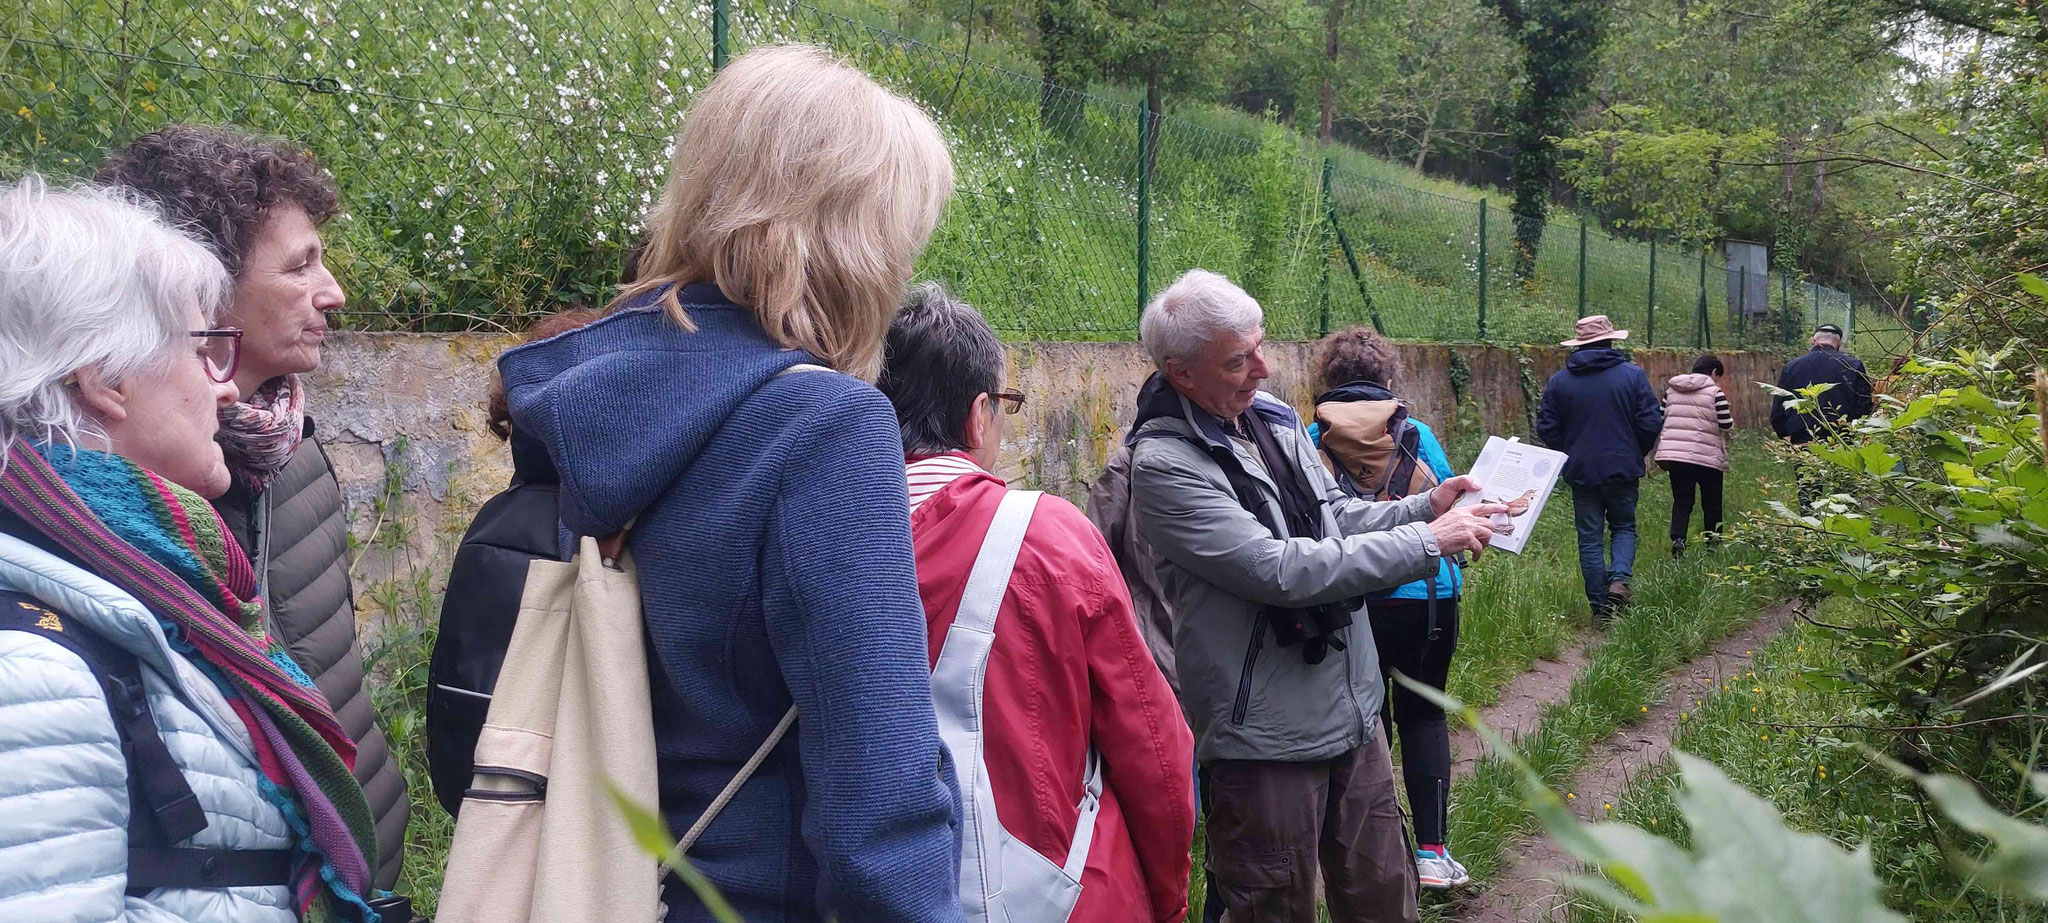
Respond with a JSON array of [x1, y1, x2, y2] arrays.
[[438, 531, 661, 923]]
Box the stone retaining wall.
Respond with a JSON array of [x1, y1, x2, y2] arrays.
[[310, 334, 1783, 621]]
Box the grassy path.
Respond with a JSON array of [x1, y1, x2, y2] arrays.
[[1455, 601, 1802, 922]]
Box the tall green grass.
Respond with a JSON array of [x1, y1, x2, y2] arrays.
[[1574, 600, 2047, 923], [2, 0, 1861, 350], [1412, 438, 1791, 917]]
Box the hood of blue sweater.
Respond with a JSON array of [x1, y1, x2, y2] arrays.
[[1566, 347, 1629, 374], [496, 282, 815, 537]]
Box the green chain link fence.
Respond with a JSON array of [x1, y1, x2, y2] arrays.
[[4, 0, 1914, 353]]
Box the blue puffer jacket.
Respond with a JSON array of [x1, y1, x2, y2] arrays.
[[0, 531, 297, 923], [499, 282, 964, 923], [1535, 347, 1665, 486]]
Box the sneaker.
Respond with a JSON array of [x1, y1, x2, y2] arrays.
[[1671, 538, 1687, 558], [1416, 848, 1471, 889], [1607, 580, 1633, 609]]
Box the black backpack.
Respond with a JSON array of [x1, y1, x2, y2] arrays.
[[426, 434, 568, 817]]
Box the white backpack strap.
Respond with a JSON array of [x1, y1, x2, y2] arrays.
[[953, 490, 1040, 634], [1061, 748, 1106, 879]]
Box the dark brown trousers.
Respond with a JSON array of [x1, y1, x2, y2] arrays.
[[1202, 731, 1418, 923]]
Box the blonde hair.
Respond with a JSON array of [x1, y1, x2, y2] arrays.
[[616, 44, 955, 382]]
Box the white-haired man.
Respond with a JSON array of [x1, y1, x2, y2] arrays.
[[1125, 270, 1502, 922]]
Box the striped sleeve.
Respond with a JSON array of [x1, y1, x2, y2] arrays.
[[1714, 390, 1734, 430]]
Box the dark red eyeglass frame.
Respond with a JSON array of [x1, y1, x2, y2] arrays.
[[992, 389, 1026, 415], [190, 328, 243, 384]]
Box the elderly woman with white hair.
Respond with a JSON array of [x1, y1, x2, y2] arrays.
[[1124, 269, 1502, 923], [497, 44, 964, 923], [0, 178, 383, 922]]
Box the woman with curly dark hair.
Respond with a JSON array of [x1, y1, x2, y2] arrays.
[[97, 124, 412, 896], [1308, 327, 1471, 891]]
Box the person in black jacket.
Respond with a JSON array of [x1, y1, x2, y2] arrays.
[[1535, 316, 1665, 627], [1771, 324, 1873, 445], [1772, 324, 1874, 511], [426, 308, 596, 814]]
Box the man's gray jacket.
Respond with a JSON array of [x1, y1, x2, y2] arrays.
[[1128, 379, 1439, 764]]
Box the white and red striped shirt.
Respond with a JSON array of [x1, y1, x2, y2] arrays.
[[906, 452, 986, 514]]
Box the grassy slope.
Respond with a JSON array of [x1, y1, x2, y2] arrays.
[[8, 0, 1852, 349]]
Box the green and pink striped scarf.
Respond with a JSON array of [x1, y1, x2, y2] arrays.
[[1, 442, 379, 920]]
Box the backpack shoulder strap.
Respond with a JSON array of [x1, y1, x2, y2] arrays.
[[0, 591, 207, 845], [953, 491, 1040, 635], [0, 591, 294, 894]]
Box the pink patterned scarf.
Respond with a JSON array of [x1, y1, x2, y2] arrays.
[[217, 375, 307, 493]]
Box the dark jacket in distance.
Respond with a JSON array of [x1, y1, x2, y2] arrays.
[[427, 428, 570, 816], [210, 416, 410, 891], [1535, 347, 1665, 486], [1771, 346, 1873, 444]]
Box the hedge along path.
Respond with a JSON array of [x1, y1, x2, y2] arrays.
[[1453, 600, 1806, 923]]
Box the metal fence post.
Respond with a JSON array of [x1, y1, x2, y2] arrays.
[[1696, 246, 1709, 348], [1813, 283, 1820, 327], [1847, 293, 1856, 340], [1646, 238, 1657, 347], [1477, 199, 1489, 341], [1578, 221, 1589, 316], [1326, 173, 1387, 336], [1136, 101, 1152, 316], [713, 0, 730, 70], [1318, 159, 1334, 338]]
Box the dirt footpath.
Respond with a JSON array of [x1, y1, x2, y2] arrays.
[[1451, 638, 1597, 781], [1452, 601, 1804, 922]]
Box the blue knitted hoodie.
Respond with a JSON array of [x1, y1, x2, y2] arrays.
[[498, 282, 965, 923]]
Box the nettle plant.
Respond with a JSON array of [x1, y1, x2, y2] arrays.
[[1766, 345, 2046, 746], [1414, 674, 2048, 922]]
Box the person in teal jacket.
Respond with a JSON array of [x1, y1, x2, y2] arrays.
[[1308, 328, 1470, 891]]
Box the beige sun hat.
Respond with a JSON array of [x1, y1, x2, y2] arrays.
[[1561, 314, 1630, 347]]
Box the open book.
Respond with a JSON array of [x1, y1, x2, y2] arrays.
[[1449, 436, 1568, 555]]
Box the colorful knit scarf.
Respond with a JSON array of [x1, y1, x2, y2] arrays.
[[218, 374, 307, 493], [0, 442, 378, 920]]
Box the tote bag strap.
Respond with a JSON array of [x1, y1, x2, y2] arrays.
[[672, 360, 833, 853], [677, 706, 799, 854]]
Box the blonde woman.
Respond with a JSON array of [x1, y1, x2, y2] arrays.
[[498, 45, 963, 923]]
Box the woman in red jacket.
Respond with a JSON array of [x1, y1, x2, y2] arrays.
[[880, 283, 1197, 923]]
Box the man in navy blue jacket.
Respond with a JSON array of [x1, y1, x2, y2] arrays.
[[1536, 315, 1665, 627], [1772, 323, 1874, 510]]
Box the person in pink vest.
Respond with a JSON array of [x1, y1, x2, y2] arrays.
[[1653, 354, 1734, 556], [879, 283, 1198, 923]]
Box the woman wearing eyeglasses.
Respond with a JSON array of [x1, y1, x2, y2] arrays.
[[97, 124, 412, 897], [0, 177, 387, 923]]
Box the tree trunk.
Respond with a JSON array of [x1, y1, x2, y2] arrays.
[[1413, 97, 1441, 170], [1812, 138, 1827, 216], [1320, 0, 1345, 143], [1781, 135, 1796, 206]]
